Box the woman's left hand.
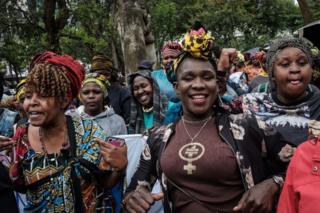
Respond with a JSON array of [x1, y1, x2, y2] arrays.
[[97, 139, 128, 171], [233, 178, 278, 213]]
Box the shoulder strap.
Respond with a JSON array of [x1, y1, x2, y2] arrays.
[[66, 115, 77, 157], [66, 115, 85, 213], [167, 178, 225, 213]]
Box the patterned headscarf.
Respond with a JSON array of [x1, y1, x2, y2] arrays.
[[81, 73, 110, 98], [128, 70, 168, 134], [16, 79, 26, 102], [29, 51, 85, 98], [91, 55, 114, 73], [161, 41, 183, 59], [173, 25, 215, 73]]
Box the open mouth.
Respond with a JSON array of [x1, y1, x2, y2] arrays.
[[288, 78, 302, 86], [190, 94, 208, 105], [28, 111, 43, 119]]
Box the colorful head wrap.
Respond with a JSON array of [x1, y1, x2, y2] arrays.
[[173, 23, 215, 73], [91, 55, 114, 73], [161, 41, 183, 59], [182, 27, 214, 59], [29, 51, 85, 98], [82, 73, 110, 97], [16, 79, 26, 102]]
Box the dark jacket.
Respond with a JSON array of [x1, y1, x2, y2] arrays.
[[108, 84, 131, 125], [126, 108, 267, 212]]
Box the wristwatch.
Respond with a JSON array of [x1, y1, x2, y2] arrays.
[[272, 175, 284, 189]]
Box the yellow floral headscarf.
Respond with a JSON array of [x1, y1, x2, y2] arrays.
[[81, 73, 110, 97], [173, 26, 215, 73], [16, 79, 26, 102]]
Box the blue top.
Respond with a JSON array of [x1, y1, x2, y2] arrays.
[[143, 111, 154, 129], [151, 69, 177, 100]]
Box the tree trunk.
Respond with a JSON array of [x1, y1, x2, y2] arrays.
[[115, 0, 156, 75], [297, 0, 314, 24], [43, 0, 69, 52]]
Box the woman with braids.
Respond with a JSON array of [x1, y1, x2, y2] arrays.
[[122, 25, 278, 213], [0, 51, 127, 212]]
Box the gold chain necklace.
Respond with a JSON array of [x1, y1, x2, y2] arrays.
[[181, 116, 212, 143], [178, 115, 212, 175]]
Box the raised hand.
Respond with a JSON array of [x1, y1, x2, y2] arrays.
[[217, 48, 238, 71]]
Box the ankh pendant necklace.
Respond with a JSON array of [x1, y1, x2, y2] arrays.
[[178, 116, 211, 175]]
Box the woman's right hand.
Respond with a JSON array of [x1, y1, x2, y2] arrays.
[[123, 185, 164, 213], [0, 135, 15, 151]]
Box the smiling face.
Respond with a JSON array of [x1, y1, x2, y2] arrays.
[[132, 76, 153, 108], [23, 92, 67, 127], [273, 47, 313, 104], [80, 82, 104, 116], [175, 57, 218, 121]]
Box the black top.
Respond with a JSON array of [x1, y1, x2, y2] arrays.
[[107, 84, 131, 125], [0, 164, 19, 213]]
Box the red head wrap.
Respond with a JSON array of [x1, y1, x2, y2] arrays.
[[29, 51, 85, 98], [161, 41, 183, 59]]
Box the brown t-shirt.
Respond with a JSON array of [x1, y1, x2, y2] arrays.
[[160, 118, 244, 213]]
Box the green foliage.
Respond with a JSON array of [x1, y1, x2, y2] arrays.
[[60, 0, 115, 63], [151, 0, 178, 48], [147, 0, 305, 51], [307, 0, 320, 20], [0, 0, 318, 79]]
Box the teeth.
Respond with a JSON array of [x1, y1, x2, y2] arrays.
[[29, 112, 39, 115], [192, 95, 205, 99]]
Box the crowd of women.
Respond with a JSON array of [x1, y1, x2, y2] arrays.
[[0, 22, 320, 213]]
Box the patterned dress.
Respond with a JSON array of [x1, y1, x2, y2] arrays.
[[230, 90, 320, 184], [10, 115, 113, 213]]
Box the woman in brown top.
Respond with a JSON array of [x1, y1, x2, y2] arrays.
[[122, 23, 278, 213]]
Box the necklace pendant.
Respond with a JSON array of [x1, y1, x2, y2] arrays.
[[183, 162, 196, 174], [179, 142, 205, 175]]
